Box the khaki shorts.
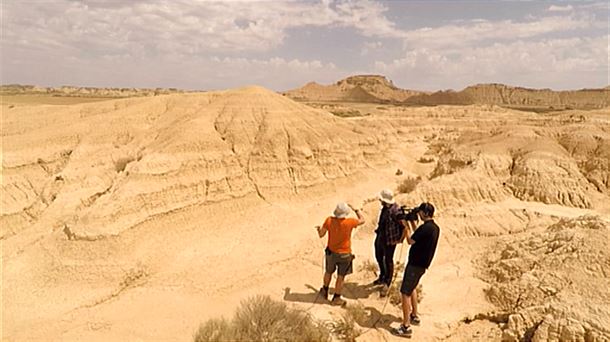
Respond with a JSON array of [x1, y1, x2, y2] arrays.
[[325, 251, 354, 276]]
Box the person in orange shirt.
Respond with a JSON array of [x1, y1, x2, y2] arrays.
[[316, 202, 365, 306]]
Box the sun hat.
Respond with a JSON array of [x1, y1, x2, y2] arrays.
[[333, 202, 351, 218], [378, 189, 395, 204]]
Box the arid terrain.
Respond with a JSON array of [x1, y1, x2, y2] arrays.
[[2, 77, 609, 342]]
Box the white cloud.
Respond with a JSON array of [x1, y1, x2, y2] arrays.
[[203, 57, 340, 90], [374, 10, 608, 90], [375, 35, 609, 90], [2, 0, 401, 56], [361, 41, 383, 56], [1, 41, 343, 90], [576, 2, 609, 10], [2, 1, 607, 91], [401, 15, 599, 49], [548, 5, 574, 12]]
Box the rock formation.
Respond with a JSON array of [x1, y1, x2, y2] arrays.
[[411, 123, 607, 209], [404, 83, 609, 110], [283, 75, 423, 103], [0, 84, 184, 98], [481, 215, 610, 341]]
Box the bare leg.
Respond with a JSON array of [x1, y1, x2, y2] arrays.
[[335, 275, 345, 295], [323, 272, 332, 287], [401, 293, 412, 326], [411, 287, 419, 316]]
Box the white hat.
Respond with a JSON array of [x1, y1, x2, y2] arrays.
[[333, 202, 351, 218], [378, 189, 395, 204]]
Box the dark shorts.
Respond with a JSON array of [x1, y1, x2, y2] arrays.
[[400, 264, 426, 295], [325, 252, 354, 276]]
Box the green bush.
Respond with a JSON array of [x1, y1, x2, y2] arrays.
[[194, 295, 330, 342]]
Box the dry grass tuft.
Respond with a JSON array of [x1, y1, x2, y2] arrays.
[[345, 303, 368, 325], [396, 176, 422, 194], [417, 156, 435, 163], [119, 264, 148, 289], [194, 295, 330, 342], [194, 318, 233, 342], [329, 304, 367, 342], [357, 259, 378, 276], [330, 109, 365, 117], [330, 314, 360, 342], [390, 281, 424, 306]]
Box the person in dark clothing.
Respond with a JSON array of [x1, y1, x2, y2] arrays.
[[393, 202, 440, 338], [373, 189, 403, 296]]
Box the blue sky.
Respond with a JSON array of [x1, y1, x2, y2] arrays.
[[2, 1, 608, 91]]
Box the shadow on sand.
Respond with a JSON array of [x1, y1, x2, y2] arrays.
[[283, 285, 325, 305], [283, 281, 400, 332], [283, 281, 378, 304]]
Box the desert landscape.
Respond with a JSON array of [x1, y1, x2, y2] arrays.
[[2, 74, 609, 341]]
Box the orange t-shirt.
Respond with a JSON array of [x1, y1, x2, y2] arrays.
[[323, 217, 359, 254]]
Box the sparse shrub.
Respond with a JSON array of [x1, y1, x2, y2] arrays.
[[389, 285, 401, 306], [330, 313, 360, 342], [119, 264, 148, 289], [114, 156, 134, 173], [329, 304, 368, 342], [195, 318, 233, 342], [390, 281, 424, 306], [330, 109, 363, 117], [417, 156, 435, 163], [357, 259, 378, 275], [423, 133, 438, 142], [344, 303, 368, 325], [194, 295, 331, 342], [397, 176, 422, 194]]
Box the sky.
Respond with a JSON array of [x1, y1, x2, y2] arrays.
[[1, 0, 608, 91]]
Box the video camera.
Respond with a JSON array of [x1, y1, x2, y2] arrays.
[[396, 205, 420, 222]]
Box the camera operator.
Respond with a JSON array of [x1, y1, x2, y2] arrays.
[[393, 202, 440, 338], [373, 189, 403, 297]]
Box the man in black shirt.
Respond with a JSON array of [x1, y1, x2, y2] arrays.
[[393, 202, 440, 338]]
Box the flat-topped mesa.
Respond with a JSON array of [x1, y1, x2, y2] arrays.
[[338, 75, 397, 89], [284, 74, 422, 103], [1, 86, 392, 239]]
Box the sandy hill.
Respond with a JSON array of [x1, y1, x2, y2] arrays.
[[1, 86, 392, 240], [404, 83, 610, 110], [283, 75, 423, 103]]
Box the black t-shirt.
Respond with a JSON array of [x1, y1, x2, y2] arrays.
[[407, 220, 440, 268]]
